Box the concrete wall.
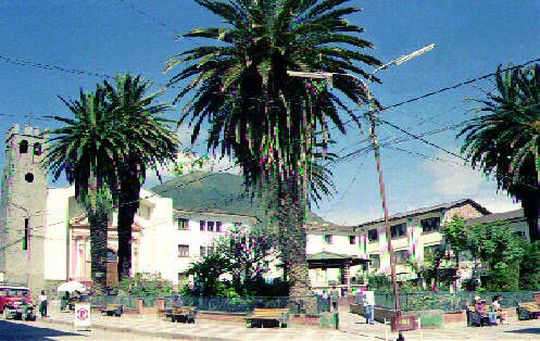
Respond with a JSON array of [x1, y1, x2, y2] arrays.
[[0, 125, 47, 292]]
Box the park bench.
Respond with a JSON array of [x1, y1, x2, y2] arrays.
[[100, 304, 124, 317], [465, 306, 491, 327], [245, 308, 289, 328], [516, 302, 540, 320], [165, 306, 197, 323]]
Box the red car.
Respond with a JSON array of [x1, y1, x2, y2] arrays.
[[0, 286, 32, 314]]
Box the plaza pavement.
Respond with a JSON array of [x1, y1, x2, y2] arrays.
[[35, 302, 540, 340]]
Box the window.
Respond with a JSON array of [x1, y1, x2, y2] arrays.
[[395, 250, 409, 264], [207, 221, 214, 232], [22, 218, 29, 250], [323, 234, 333, 244], [200, 220, 206, 231], [178, 244, 189, 257], [369, 254, 380, 268], [24, 173, 34, 183], [390, 223, 407, 238], [177, 218, 188, 230], [19, 140, 28, 154], [178, 273, 188, 286], [368, 229, 378, 242], [424, 245, 443, 258], [421, 217, 441, 234], [233, 222, 242, 227], [33, 142, 42, 156], [216, 221, 222, 232], [349, 235, 356, 245]]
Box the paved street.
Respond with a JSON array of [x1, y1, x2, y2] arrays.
[[2, 304, 538, 341]]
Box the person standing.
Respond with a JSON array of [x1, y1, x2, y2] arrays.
[[362, 285, 375, 324], [492, 295, 507, 325], [330, 286, 339, 312], [39, 290, 48, 317]]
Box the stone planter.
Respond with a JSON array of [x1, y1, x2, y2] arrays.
[[319, 312, 339, 329], [419, 310, 444, 329]]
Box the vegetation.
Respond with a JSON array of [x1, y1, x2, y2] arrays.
[[182, 225, 281, 297], [45, 74, 179, 290], [45, 85, 118, 292], [459, 64, 540, 241], [119, 272, 173, 297], [165, 0, 381, 310], [442, 216, 527, 291], [104, 74, 178, 282]]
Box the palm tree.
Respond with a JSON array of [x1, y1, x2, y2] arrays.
[[459, 64, 540, 241], [104, 74, 179, 282], [166, 0, 380, 309], [44, 85, 120, 292]]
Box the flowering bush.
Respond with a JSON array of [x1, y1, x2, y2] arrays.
[[119, 272, 173, 297]]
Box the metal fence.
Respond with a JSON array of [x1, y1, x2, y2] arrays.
[[373, 291, 536, 312], [89, 294, 330, 314]]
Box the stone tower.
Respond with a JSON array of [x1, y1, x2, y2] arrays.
[[0, 124, 47, 291]]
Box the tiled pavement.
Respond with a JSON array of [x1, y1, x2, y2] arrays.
[[38, 302, 540, 340]]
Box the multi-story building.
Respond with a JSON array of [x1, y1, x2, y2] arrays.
[[355, 199, 491, 279]]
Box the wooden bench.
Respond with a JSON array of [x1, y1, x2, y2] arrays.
[[100, 304, 123, 317], [165, 306, 197, 323], [245, 308, 289, 328], [517, 302, 540, 320]]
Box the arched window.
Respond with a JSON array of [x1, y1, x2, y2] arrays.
[[19, 140, 29, 154], [33, 142, 42, 156], [25, 173, 34, 183]]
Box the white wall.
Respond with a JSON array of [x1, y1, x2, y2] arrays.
[[44, 186, 73, 281]]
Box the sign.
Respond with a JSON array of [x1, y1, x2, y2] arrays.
[[74, 302, 91, 330]]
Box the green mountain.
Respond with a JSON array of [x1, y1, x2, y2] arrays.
[[151, 171, 264, 217], [151, 171, 324, 222]]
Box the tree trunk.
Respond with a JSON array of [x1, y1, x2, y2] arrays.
[[117, 177, 140, 283], [522, 192, 540, 242], [276, 179, 317, 314], [88, 208, 109, 293]]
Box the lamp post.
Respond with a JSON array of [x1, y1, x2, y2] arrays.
[[288, 43, 434, 312]]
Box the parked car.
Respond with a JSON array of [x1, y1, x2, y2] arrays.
[[0, 286, 32, 314], [3, 301, 37, 321]]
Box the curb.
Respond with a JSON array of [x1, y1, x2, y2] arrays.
[[40, 317, 230, 341]]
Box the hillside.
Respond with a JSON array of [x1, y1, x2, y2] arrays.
[[151, 171, 264, 217], [151, 171, 324, 222]]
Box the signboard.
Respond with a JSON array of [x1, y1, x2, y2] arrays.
[[74, 302, 91, 330]]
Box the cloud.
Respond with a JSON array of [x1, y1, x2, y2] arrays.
[[421, 151, 520, 213]]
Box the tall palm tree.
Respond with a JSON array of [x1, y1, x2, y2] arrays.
[[166, 0, 380, 309], [44, 85, 120, 292], [459, 64, 540, 241], [104, 74, 179, 282]]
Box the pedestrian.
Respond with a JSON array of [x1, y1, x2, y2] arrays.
[[38, 289, 48, 317], [492, 295, 507, 325], [362, 285, 375, 324], [330, 285, 339, 312]]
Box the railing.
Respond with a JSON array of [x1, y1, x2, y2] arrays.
[[89, 294, 330, 314], [373, 291, 536, 312]]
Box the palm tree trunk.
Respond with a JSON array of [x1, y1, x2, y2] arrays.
[[88, 208, 109, 293], [276, 178, 317, 314], [522, 192, 540, 242], [117, 177, 140, 282]]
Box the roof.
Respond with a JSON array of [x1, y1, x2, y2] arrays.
[[173, 208, 257, 219], [307, 251, 352, 261], [305, 220, 356, 233], [466, 209, 524, 226], [356, 198, 491, 228]]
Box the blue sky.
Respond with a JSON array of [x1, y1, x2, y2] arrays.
[[1, 0, 539, 224]]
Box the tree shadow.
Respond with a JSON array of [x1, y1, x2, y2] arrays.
[[0, 320, 84, 340], [504, 327, 540, 335]]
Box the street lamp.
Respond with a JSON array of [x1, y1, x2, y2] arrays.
[[288, 43, 435, 312]]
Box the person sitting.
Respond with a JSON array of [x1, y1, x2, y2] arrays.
[[474, 296, 490, 326], [492, 295, 507, 324]]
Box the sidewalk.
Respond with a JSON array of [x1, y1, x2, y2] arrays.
[[40, 302, 540, 340]]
